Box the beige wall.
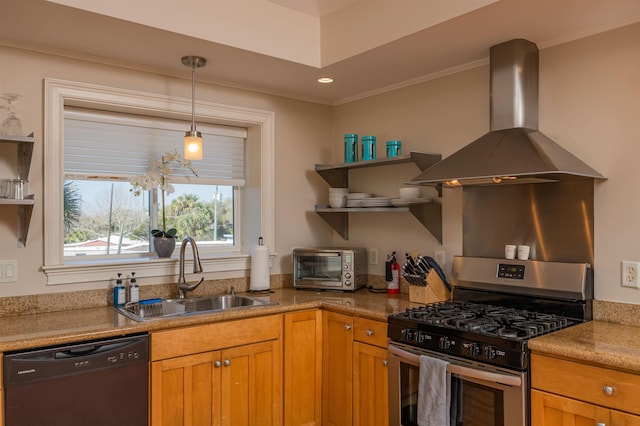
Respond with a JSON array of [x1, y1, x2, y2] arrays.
[[332, 23, 640, 304], [0, 45, 333, 297], [1, 22, 639, 304]]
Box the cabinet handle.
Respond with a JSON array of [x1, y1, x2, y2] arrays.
[[596, 423, 606, 426], [366, 329, 374, 336], [383, 359, 388, 366], [344, 324, 352, 331], [224, 359, 231, 366], [214, 360, 222, 368], [603, 385, 614, 396]]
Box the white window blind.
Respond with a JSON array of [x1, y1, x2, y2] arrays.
[[64, 107, 246, 186]]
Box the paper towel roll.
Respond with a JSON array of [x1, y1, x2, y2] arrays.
[[250, 238, 270, 291]]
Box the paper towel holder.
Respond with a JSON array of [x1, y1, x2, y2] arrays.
[[249, 236, 273, 293]]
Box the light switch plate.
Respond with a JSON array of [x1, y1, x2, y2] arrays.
[[0, 259, 17, 283]]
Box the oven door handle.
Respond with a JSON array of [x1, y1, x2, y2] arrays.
[[388, 345, 522, 387]]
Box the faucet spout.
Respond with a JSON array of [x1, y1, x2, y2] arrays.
[[178, 236, 204, 298]]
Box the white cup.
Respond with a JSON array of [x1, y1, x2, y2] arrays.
[[505, 245, 516, 260], [329, 195, 346, 208], [517, 245, 530, 260]]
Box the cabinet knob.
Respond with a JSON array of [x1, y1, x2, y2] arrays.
[[383, 359, 389, 366], [603, 385, 614, 396], [214, 360, 222, 368], [224, 359, 231, 366], [366, 329, 374, 336], [344, 324, 352, 331]]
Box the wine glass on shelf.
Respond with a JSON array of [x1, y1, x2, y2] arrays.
[[1, 93, 23, 136]]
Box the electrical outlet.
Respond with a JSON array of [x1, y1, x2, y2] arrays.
[[434, 250, 445, 267], [621, 261, 640, 288], [0, 259, 18, 283], [369, 248, 378, 265]]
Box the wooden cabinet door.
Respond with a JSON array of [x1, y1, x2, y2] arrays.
[[151, 351, 222, 426], [283, 310, 322, 426], [612, 410, 640, 426], [220, 340, 282, 426], [1, 354, 3, 426], [353, 341, 389, 426], [322, 311, 354, 426], [531, 390, 610, 426]]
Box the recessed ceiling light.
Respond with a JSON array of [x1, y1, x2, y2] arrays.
[[317, 77, 334, 84]]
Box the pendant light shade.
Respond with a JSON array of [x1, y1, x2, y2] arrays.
[[182, 55, 206, 160]]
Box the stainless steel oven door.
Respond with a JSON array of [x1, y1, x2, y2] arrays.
[[388, 342, 527, 426]]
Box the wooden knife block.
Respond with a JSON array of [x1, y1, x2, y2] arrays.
[[409, 269, 451, 304]]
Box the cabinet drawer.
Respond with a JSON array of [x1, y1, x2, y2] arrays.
[[151, 314, 281, 360], [353, 317, 388, 348], [531, 353, 640, 416]]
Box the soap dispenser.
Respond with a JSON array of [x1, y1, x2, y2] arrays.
[[113, 273, 126, 307], [128, 272, 139, 304]]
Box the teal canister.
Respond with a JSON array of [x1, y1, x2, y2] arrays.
[[386, 140, 402, 158], [344, 133, 358, 163], [362, 135, 376, 160]]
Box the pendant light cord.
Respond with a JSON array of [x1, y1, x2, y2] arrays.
[[191, 64, 196, 132]]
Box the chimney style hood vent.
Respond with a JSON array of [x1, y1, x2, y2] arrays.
[[410, 39, 605, 187]]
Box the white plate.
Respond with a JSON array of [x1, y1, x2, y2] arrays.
[[347, 192, 372, 199], [391, 199, 409, 207], [391, 198, 432, 206], [362, 197, 392, 207]]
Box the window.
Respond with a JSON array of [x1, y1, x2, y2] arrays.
[[63, 108, 245, 258], [43, 79, 275, 286]]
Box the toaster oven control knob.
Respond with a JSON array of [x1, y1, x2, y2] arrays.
[[344, 272, 352, 279], [468, 343, 482, 356], [484, 345, 497, 360], [439, 337, 451, 350], [345, 280, 352, 286]]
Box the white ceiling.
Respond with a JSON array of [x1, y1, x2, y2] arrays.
[[1, 0, 640, 104], [267, 0, 357, 17]]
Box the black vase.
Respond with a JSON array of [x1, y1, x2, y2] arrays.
[[154, 236, 176, 258]]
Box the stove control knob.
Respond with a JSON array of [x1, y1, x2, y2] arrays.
[[468, 343, 482, 356], [484, 345, 497, 360], [402, 329, 416, 342], [439, 337, 451, 350]]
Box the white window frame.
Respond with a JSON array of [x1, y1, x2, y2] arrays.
[[43, 78, 275, 285]]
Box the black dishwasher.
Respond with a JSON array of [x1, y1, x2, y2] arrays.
[[3, 333, 148, 426]]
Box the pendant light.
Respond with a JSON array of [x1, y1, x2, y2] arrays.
[[182, 55, 207, 160]]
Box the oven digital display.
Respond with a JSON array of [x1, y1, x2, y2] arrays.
[[497, 263, 525, 279]]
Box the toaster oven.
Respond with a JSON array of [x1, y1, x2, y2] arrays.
[[293, 247, 367, 291]]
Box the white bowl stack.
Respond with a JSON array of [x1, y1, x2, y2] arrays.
[[398, 186, 421, 200], [328, 188, 349, 208]]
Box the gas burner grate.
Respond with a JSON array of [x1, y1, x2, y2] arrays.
[[401, 301, 575, 341]]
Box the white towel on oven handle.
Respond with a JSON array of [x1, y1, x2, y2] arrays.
[[417, 354, 451, 426]]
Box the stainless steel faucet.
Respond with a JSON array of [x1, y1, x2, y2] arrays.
[[177, 236, 204, 298]]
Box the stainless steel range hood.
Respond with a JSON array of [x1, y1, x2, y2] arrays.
[[410, 39, 605, 187]]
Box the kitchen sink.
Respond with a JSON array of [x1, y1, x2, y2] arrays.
[[116, 294, 276, 322]]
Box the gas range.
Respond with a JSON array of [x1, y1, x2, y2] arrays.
[[387, 301, 578, 370], [387, 256, 593, 371]]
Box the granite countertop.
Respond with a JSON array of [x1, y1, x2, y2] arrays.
[[529, 320, 640, 373], [0, 288, 418, 352]]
